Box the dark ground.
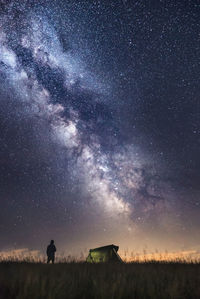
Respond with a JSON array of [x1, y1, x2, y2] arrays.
[[0, 261, 200, 299]]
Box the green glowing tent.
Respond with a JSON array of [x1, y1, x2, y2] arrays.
[[86, 244, 123, 263]]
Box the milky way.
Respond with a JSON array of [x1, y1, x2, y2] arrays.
[[0, 0, 200, 256]]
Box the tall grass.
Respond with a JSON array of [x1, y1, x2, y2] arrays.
[[0, 261, 200, 299]]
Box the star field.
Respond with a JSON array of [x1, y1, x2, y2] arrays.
[[0, 0, 199, 255]]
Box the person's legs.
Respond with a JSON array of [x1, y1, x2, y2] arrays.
[[47, 256, 51, 263], [52, 256, 55, 264]]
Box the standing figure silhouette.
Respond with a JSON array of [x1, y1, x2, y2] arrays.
[[46, 240, 56, 264]]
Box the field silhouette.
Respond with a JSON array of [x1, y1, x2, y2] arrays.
[[0, 260, 200, 299]]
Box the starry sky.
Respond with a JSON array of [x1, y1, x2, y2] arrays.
[[0, 0, 200, 257]]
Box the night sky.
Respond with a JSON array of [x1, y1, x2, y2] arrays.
[[0, 0, 200, 258]]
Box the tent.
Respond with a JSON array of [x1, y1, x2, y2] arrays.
[[86, 244, 123, 263]]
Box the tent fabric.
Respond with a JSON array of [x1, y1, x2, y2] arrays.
[[86, 244, 122, 263]]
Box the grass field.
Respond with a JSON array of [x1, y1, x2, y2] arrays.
[[0, 261, 200, 299]]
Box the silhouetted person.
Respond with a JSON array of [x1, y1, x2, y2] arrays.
[[47, 240, 56, 264]]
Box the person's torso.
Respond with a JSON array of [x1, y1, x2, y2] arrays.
[[47, 244, 56, 255]]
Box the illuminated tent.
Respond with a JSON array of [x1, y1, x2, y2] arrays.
[[86, 244, 123, 263]]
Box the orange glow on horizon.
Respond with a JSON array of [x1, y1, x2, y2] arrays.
[[1, 248, 200, 263]]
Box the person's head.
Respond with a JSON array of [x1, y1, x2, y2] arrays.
[[50, 240, 54, 244]]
